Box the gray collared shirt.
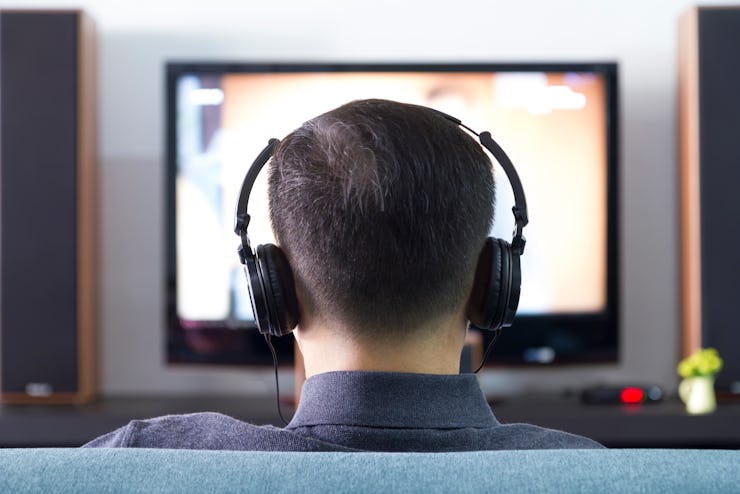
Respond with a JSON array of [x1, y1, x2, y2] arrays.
[[84, 371, 603, 451]]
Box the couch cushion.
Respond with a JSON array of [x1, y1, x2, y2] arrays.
[[0, 448, 738, 493]]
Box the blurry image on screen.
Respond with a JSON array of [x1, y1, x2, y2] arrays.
[[175, 71, 607, 330]]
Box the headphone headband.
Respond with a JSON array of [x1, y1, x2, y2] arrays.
[[234, 138, 280, 238], [234, 111, 529, 256], [431, 109, 529, 255]]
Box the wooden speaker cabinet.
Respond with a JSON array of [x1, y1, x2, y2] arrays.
[[678, 6, 740, 394], [0, 10, 97, 403]]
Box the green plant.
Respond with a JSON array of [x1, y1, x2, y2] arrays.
[[678, 348, 723, 378]]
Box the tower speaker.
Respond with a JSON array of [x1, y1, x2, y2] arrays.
[[678, 6, 740, 394], [0, 10, 97, 403]]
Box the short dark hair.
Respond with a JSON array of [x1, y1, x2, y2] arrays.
[[268, 99, 494, 339]]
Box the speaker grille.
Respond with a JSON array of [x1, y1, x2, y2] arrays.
[[697, 8, 740, 392], [0, 12, 79, 393]]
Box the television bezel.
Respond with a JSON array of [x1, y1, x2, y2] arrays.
[[165, 61, 620, 367]]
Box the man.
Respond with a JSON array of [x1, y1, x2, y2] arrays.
[[86, 99, 601, 450]]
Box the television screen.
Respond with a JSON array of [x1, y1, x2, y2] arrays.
[[166, 63, 619, 366]]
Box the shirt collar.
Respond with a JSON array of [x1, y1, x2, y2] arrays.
[[286, 371, 498, 430]]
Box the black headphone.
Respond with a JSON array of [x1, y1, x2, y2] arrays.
[[234, 106, 528, 338]]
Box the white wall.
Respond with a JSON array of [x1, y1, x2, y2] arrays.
[[7, 0, 734, 396]]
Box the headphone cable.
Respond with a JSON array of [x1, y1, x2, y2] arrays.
[[474, 329, 502, 374], [263, 334, 290, 426]]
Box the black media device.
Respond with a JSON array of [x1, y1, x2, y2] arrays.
[[165, 62, 619, 367], [581, 385, 664, 405]]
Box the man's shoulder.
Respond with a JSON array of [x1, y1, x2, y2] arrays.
[[490, 422, 604, 449], [124, 412, 277, 448], [83, 412, 339, 451]]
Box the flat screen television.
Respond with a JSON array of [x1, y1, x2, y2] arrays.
[[166, 62, 619, 367]]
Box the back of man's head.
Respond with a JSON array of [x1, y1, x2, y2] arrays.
[[268, 99, 494, 341]]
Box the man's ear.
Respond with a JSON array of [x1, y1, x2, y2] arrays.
[[291, 271, 316, 332]]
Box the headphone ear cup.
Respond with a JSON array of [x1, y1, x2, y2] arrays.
[[243, 248, 270, 335], [467, 237, 518, 331], [504, 248, 522, 327], [255, 244, 300, 337], [467, 237, 499, 329]]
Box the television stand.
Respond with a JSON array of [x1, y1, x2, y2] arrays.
[[1, 393, 738, 448]]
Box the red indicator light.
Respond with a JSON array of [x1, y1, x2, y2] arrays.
[[621, 387, 644, 404]]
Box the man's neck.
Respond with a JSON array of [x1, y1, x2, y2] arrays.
[[294, 315, 467, 378]]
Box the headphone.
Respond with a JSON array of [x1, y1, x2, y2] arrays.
[[234, 106, 528, 338]]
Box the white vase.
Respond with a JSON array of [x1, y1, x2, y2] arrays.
[[679, 376, 717, 414]]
